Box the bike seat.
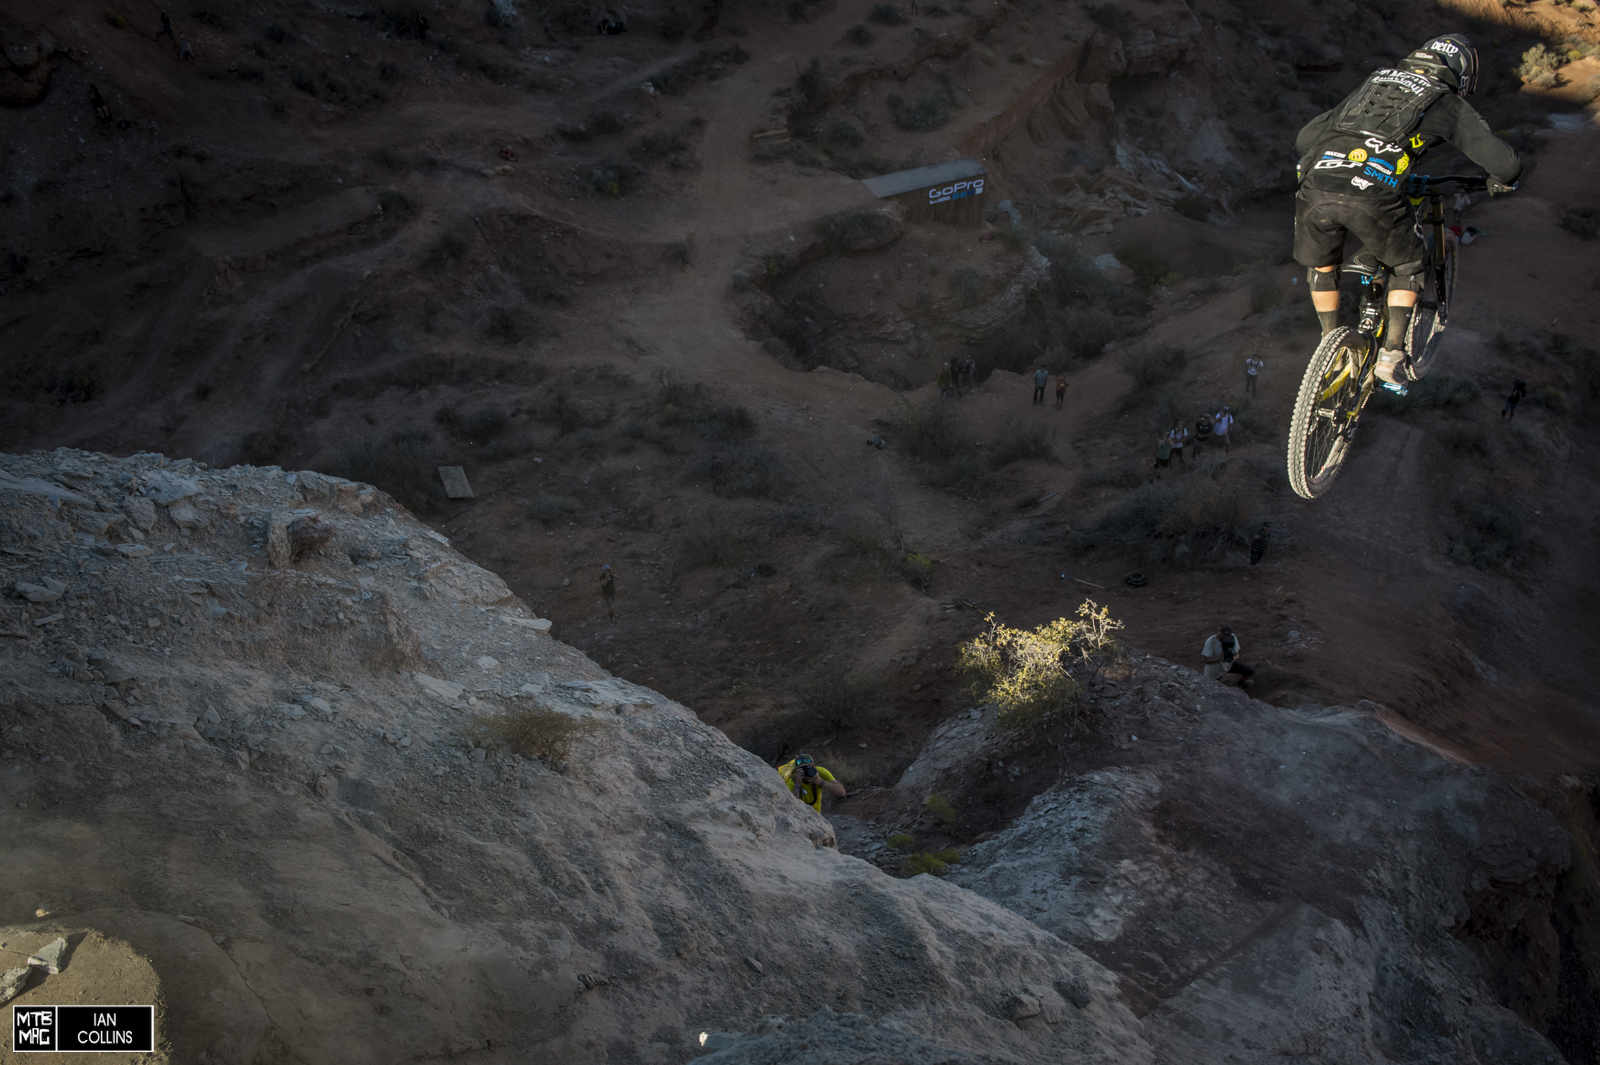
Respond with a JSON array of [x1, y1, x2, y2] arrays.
[[1342, 251, 1381, 278]]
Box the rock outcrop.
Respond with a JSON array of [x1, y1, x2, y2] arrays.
[[0, 448, 1149, 1063], [0, 449, 1579, 1063]]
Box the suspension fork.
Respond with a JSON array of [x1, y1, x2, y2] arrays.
[[1429, 192, 1449, 324]]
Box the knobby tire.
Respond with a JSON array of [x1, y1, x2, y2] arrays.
[[1408, 230, 1457, 381], [1287, 326, 1367, 500]]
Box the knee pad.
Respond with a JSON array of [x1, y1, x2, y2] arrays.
[[1389, 260, 1425, 293], [1306, 267, 1340, 292]]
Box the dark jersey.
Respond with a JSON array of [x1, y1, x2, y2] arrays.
[[1296, 81, 1520, 199]]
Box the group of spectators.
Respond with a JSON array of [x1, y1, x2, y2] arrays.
[[1154, 406, 1236, 476], [937, 356, 978, 398]]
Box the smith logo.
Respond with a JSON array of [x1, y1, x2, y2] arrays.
[[928, 178, 984, 204]]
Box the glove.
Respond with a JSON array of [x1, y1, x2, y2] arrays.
[[1486, 178, 1517, 196]]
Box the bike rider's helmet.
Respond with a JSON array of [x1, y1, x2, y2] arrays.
[[1406, 34, 1479, 96]]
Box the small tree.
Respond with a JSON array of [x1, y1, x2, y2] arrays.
[[957, 602, 1125, 729]]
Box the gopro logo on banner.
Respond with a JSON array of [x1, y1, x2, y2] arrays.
[[12, 1005, 156, 1053], [928, 177, 984, 204]]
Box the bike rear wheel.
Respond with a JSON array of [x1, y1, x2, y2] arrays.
[[1288, 327, 1368, 500], [1408, 229, 1457, 380]]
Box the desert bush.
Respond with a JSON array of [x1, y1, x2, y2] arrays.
[[1115, 239, 1171, 290], [891, 393, 963, 461], [663, 240, 691, 266], [1372, 373, 1478, 414], [658, 8, 691, 38], [1173, 193, 1209, 222], [1518, 44, 1562, 88], [526, 491, 580, 524], [1449, 499, 1522, 568], [793, 672, 884, 730], [377, 188, 414, 215], [242, 427, 290, 465], [947, 262, 985, 304], [903, 848, 962, 876], [1248, 267, 1291, 313], [1225, 398, 1277, 445], [543, 390, 594, 434], [620, 418, 678, 453], [868, 2, 906, 24], [817, 208, 898, 250], [430, 230, 471, 267], [1535, 387, 1569, 412], [887, 832, 915, 851], [469, 705, 601, 766], [585, 160, 644, 198], [958, 603, 1125, 730], [677, 509, 743, 568], [987, 427, 1052, 470], [1120, 346, 1187, 392], [923, 792, 959, 824], [1560, 205, 1599, 240], [846, 23, 874, 44], [996, 222, 1033, 253], [1059, 305, 1116, 365], [1086, 478, 1253, 558], [483, 305, 521, 343], [694, 405, 756, 442], [434, 404, 508, 441], [1438, 422, 1490, 455], [327, 430, 433, 500], [827, 120, 865, 148], [887, 79, 959, 131], [694, 442, 784, 497]]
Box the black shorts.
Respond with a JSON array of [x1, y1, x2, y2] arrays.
[[1293, 188, 1425, 274]]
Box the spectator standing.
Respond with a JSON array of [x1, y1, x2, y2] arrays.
[[1202, 625, 1254, 687], [1213, 406, 1234, 454], [177, 35, 194, 59], [1032, 366, 1048, 406], [155, 10, 175, 41], [1153, 435, 1172, 479], [1168, 423, 1189, 467], [959, 355, 976, 394], [1452, 191, 1472, 224], [599, 564, 616, 622], [937, 361, 954, 398], [1193, 412, 1213, 459], [90, 84, 111, 123], [1054, 373, 1068, 409], [1249, 522, 1271, 566], [777, 753, 846, 814], [1502, 379, 1527, 420], [1245, 356, 1264, 395]]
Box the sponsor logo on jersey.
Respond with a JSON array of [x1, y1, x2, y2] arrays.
[[1350, 176, 1374, 190], [1428, 38, 1460, 55], [1395, 153, 1410, 174], [1349, 148, 1368, 163], [1314, 157, 1361, 170], [1363, 136, 1405, 155], [1362, 165, 1398, 187], [1410, 133, 1426, 150], [1370, 69, 1433, 95]]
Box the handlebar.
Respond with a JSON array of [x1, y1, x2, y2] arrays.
[[1404, 174, 1490, 193]]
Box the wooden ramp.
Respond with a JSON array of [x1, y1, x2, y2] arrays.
[[437, 466, 474, 499]]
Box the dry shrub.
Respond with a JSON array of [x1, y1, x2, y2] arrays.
[[903, 848, 962, 876], [677, 509, 742, 568], [1084, 478, 1254, 560], [471, 704, 601, 766], [958, 603, 1125, 730]]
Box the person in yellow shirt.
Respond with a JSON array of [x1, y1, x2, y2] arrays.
[[776, 753, 846, 813]]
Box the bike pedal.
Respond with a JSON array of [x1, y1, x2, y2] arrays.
[[1380, 380, 1408, 396]]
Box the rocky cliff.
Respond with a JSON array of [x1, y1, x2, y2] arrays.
[[0, 449, 1579, 1063]]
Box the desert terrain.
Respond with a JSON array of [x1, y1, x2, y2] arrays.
[[2, 0, 1599, 1059]]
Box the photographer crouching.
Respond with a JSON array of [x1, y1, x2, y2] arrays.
[[777, 753, 847, 815], [1202, 624, 1255, 688]]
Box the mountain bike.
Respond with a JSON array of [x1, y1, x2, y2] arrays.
[[1286, 174, 1489, 500]]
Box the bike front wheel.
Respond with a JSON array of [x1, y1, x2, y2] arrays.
[[1288, 327, 1368, 500], [1408, 229, 1457, 380]]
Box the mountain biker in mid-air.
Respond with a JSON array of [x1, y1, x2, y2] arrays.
[[1293, 34, 1520, 391]]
